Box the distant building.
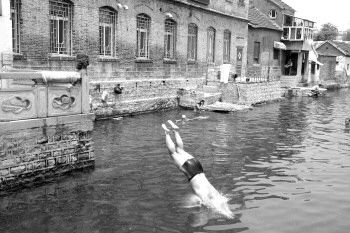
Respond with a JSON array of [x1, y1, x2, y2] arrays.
[[247, 5, 284, 81], [316, 40, 350, 83], [250, 0, 319, 87]]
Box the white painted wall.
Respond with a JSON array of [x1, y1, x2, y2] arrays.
[[0, 0, 13, 67]]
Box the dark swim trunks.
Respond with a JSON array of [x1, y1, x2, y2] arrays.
[[182, 158, 204, 181]]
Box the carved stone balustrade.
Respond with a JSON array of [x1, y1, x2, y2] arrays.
[[0, 70, 94, 192], [0, 71, 90, 121]]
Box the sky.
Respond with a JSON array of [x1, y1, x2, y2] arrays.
[[283, 0, 350, 31]]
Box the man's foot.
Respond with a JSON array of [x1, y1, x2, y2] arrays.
[[167, 120, 179, 130], [162, 124, 171, 133]]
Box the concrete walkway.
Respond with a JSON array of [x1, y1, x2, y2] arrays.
[[201, 102, 252, 112]]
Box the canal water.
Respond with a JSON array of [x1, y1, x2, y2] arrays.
[[1, 90, 350, 233]]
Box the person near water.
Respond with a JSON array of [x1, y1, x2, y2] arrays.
[[175, 113, 209, 123], [345, 118, 350, 128], [194, 100, 205, 112], [162, 120, 232, 217]]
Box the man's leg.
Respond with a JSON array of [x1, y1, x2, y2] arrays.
[[168, 120, 184, 151], [162, 124, 176, 154], [162, 124, 190, 168]]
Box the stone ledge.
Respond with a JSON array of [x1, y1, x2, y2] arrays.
[[0, 161, 94, 194], [0, 113, 95, 133]]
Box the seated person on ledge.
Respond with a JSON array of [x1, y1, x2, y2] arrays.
[[345, 118, 350, 128], [194, 100, 205, 112], [162, 121, 232, 217]]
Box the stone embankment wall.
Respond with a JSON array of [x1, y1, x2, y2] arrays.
[[237, 81, 283, 104], [0, 115, 95, 191], [280, 75, 301, 88], [91, 77, 205, 119], [0, 71, 95, 192]]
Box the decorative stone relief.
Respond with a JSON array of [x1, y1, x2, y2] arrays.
[[1, 96, 32, 114], [52, 94, 76, 110]]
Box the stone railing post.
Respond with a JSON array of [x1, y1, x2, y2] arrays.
[[80, 69, 90, 114]]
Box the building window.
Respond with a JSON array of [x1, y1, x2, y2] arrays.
[[273, 48, 280, 60], [238, 0, 245, 7], [253, 41, 260, 63], [223, 30, 231, 64], [136, 13, 151, 59], [10, 0, 21, 53], [207, 27, 216, 63], [164, 19, 176, 60], [347, 64, 349, 70], [269, 9, 277, 19], [49, 0, 73, 55], [99, 7, 117, 57], [187, 23, 198, 61]]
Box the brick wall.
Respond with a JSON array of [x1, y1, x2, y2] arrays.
[[247, 28, 282, 81], [280, 75, 301, 88], [319, 55, 336, 82], [91, 77, 205, 118], [13, 0, 249, 116], [14, 0, 249, 77], [0, 114, 95, 191], [237, 81, 283, 104]]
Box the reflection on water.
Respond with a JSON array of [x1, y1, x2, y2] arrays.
[[1, 90, 350, 233]]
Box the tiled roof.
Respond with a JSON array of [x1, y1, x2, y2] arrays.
[[269, 0, 295, 13], [330, 41, 350, 56], [248, 6, 282, 31]]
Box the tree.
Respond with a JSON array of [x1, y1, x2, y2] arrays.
[[342, 29, 350, 41], [315, 23, 339, 41]]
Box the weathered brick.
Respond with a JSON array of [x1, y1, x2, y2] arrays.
[[11, 166, 26, 175]]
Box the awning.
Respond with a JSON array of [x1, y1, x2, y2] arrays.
[[309, 56, 323, 66], [274, 41, 287, 50], [309, 60, 324, 66]]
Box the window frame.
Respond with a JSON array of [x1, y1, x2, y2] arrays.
[[99, 7, 117, 57], [187, 23, 198, 62], [164, 19, 177, 60], [10, 0, 21, 54], [273, 48, 280, 60], [49, 0, 73, 56], [207, 27, 216, 63], [223, 30, 231, 64], [136, 13, 151, 59], [253, 41, 260, 64], [269, 9, 277, 19]]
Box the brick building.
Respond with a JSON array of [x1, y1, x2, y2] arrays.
[[8, 0, 249, 79], [247, 5, 283, 82], [316, 41, 350, 84], [250, 0, 318, 87], [4, 0, 250, 117]]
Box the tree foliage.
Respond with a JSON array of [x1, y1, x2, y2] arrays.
[[315, 23, 339, 41]]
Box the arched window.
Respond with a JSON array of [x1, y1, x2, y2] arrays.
[[10, 0, 21, 53], [136, 13, 151, 59], [223, 30, 231, 64], [269, 9, 277, 19], [187, 23, 198, 61], [49, 0, 73, 55], [99, 7, 117, 57], [164, 19, 177, 59], [207, 27, 216, 63]]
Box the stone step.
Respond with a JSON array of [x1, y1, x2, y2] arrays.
[[202, 102, 252, 112], [203, 93, 222, 105], [178, 89, 222, 109], [202, 85, 220, 93]]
